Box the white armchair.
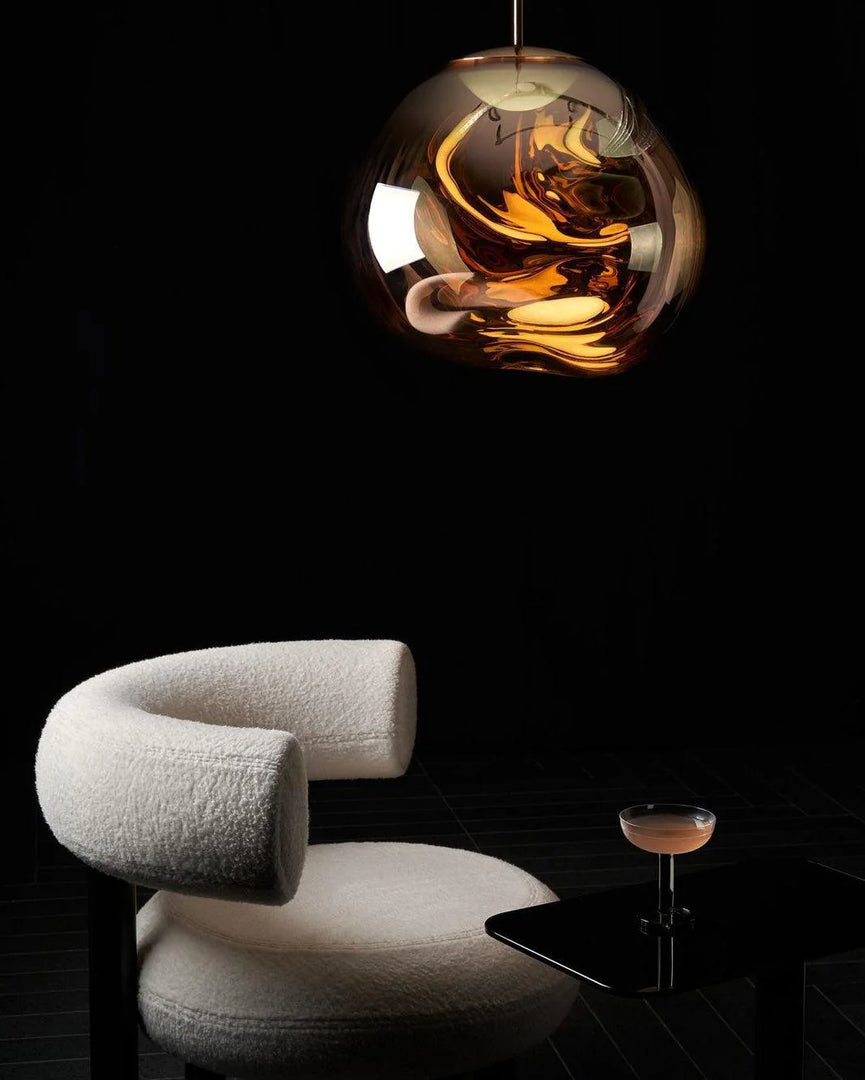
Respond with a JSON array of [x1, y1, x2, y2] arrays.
[[36, 640, 576, 1079]]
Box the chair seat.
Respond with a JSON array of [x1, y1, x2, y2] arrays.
[[138, 842, 577, 1079]]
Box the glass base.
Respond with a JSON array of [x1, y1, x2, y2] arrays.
[[639, 907, 694, 936]]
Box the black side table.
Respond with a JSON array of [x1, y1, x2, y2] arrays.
[[486, 858, 865, 1079]]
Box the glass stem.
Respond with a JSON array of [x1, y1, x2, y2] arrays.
[[658, 852, 674, 924]]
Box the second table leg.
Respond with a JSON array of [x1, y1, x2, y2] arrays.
[[754, 960, 805, 1079]]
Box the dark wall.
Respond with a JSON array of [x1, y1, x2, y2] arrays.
[[5, 1, 862, 756]]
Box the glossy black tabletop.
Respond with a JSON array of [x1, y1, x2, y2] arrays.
[[485, 858, 865, 996]]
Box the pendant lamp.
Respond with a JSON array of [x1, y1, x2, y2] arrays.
[[348, 1, 704, 377]]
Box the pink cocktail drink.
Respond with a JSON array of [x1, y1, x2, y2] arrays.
[[620, 810, 715, 855]]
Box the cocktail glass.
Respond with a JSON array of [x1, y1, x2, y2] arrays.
[[619, 803, 716, 934]]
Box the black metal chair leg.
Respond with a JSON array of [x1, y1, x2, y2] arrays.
[[185, 1066, 226, 1080], [87, 866, 138, 1080]]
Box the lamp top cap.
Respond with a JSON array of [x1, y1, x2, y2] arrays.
[[450, 45, 580, 66]]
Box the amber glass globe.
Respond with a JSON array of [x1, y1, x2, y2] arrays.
[[348, 46, 704, 377]]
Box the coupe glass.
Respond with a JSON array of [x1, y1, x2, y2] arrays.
[[619, 803, 716, 934]]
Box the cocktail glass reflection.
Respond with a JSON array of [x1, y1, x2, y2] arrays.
[[619, 803, 716, 934]]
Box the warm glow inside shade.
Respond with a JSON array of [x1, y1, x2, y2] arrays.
[[349, 46, 704, 377]]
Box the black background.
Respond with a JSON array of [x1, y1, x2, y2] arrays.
[[4, 1, 862, 760]]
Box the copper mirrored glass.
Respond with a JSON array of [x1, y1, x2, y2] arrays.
[[349, 46, 704, 377]]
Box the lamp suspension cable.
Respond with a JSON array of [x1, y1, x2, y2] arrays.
[[512, 0, 524, 53]]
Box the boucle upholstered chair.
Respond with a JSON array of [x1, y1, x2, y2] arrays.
[[35, 640, 577, 1080]]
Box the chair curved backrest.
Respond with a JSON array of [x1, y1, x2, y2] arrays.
[[35, 639, 416, 905]]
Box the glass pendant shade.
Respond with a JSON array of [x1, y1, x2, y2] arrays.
[[349, 45, 704, 377]]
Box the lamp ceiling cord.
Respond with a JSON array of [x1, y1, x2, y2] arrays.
[[512, 0, 524, 52]]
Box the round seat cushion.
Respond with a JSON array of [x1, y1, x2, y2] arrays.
[[137, 842, 577, 1079]]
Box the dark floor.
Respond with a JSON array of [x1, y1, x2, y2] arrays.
[[4, 742, 865, 1079]]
